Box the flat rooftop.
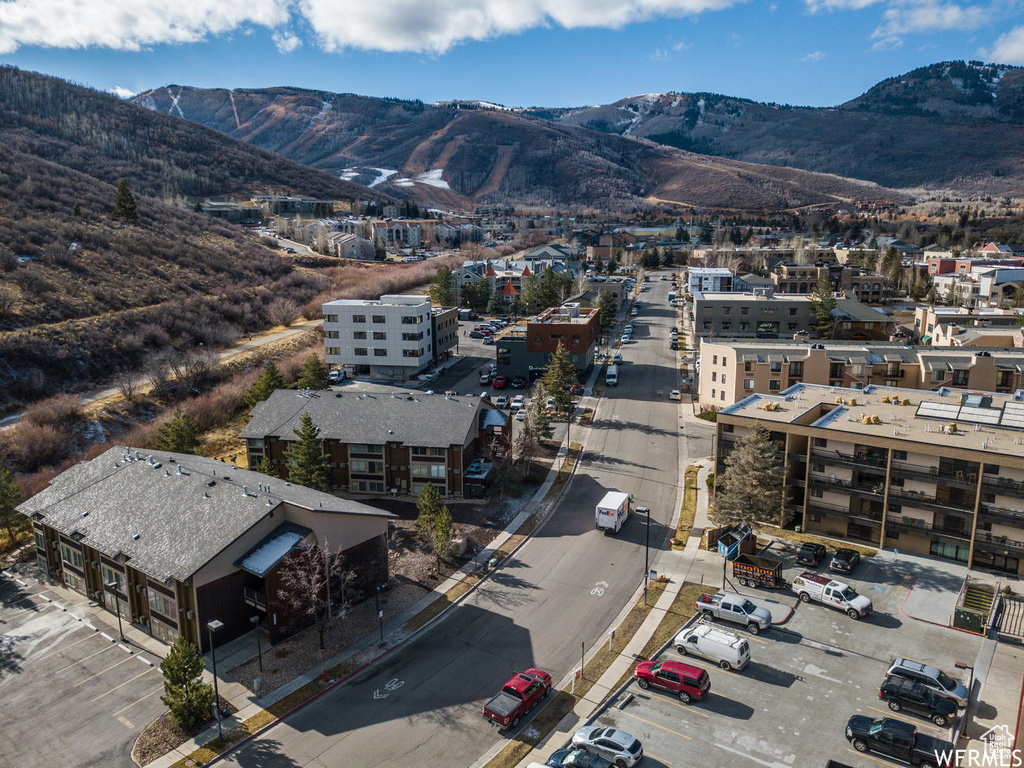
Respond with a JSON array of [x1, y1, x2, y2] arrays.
[[720, 382, 1024, 459]]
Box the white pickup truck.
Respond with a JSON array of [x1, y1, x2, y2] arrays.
[[695, 592, 772, 635], [792, 571, 873, 619]]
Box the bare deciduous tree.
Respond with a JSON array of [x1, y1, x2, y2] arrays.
[[277, 539, 340, 651], [116, 367, 143, 402]]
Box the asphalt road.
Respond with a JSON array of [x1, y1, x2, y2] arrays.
[[219, 273, 711, 768]]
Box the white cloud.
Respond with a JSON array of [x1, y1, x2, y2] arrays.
[[983, 25, 1024, 62], [801, 50, 826, 60], [0, 0, 747, 55], [110, 85, 136, 98], [273, 31, 302, 53], [806, 0, 884, 12], [0, 0, 289, 54], [673, 39, 693, 50], [872, 1, 990, 37], [870, 34, 904, 49], [650, 48, 672, 61]]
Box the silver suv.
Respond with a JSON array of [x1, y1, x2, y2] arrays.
[[885, 657, 968, 707]]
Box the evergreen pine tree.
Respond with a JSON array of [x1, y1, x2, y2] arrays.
[[285, 413, 331, 491], [0, 466, 26, 544], [254, 456, 278, 478], [428, 266, 455, 307], [296, 355, 330, 391], [712, 423, 784, 528], [112, 179, 138, 224], [416, 483, 443, 538], [160, 637, 214, 728], [154, 409, 201, 454], [540, 342, 576, 416], [245, 361, 286, 409], [72, 202, 81, 217], [809, 275, 837, 339], [598, 290, 616, 328], [431, 504, 455, 571]]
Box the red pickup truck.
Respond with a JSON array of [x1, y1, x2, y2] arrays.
[[482, 668, 552, 729]]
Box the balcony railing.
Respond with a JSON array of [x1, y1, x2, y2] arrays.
[[979, 504, 1024, 525], [808, 500, 883, 526], [812, 450, 887, 471], [982, 474, 1024, 498], [808, 475, 884, 496], [885, 515, 971, 540], [974, 531, 1024, 554], [888, 487, 975, 516]]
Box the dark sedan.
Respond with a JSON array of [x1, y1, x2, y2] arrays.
[[830, 548, 861, 573], [796, 542, 827, 567], [546, 747, 614, 768]]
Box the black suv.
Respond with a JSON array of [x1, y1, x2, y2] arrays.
[[879, 676, 958, 727], [830, 548, 861, 574], [796, 542, 827, 567]]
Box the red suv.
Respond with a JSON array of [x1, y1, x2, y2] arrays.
[[634, 660, 710, 703], [492, 375, 509, 389]]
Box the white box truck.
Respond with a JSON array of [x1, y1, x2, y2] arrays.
[[792, 571, 873, 619], [596, 491, 631, 533], [605, 364, 619, 386]]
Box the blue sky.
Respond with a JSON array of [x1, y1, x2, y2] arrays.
[[0, 0, 1022, 108]]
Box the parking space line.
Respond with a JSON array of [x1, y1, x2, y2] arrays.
[[644, 749, 673, 766], [90, 667, 155, 702], [111, 686, 164, 718], [33, 627, 95, 661], [848, 748, 898, 766], [619, 710, 693, 738], [52, 643, 116, 674], [73, 655, 135, 687], [634, 693, 711, 719]]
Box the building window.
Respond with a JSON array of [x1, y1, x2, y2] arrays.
[[722, 322, 731, 330], [722, 307, 731, 315], [372, 315, 386, 323], [373, 331, 387, 340], [721, 375, 727, 385], [712, 355, 718, 365], [743, 379, 755, 390], [711, 389, 716, 399], [813, 437, 827, 447], [789, 308, 798, 316], [712, 372, 717, 382], [412, 464, 446, 478], [813, 463, 825, 472], [830, 363, 844, 379], [893, 450, 908, 460], [769, 380, 781, 391], [770, 362, 782, 373], [350, 459, 367, 473], [739, 322, 749, 331], [354, 348, 368, 356], [811, 488, 823, 498], [374, 348, 388, 357], [353, 331, 367, 340], [931, 370, 944, 382], [148, 589, 177, 618], [402, 332, 423, 341], [63, 570, 86, 593], [326, 330, 339, 339], [350, 444, 383, 454], [34, 530, 45, 549], [324, 314, 339, 323], [151, 618, 180, 644], [744, 361, 755, 373], [703, 322, 712, 330], [787, 323, 797, 331], [720, 391, 726, 401], [952, 370, 968, 386], [352, 314, 366, 323], [740, 307, 749, 315], [101, 565, 125, 593], [789, 362, 803, 377], [401, 316, 419, 324], [60, 543, 83, 570], [403, 349, 421, 358]]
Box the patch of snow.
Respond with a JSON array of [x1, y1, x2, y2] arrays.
[[369, 168, 398, 188], [394, 179, 415, 188], [338, 168, 361, 181], [416, 169, 450, 189]]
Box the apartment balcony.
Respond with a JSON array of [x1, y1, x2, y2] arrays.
[[974, 531, 1024, 554], [808, 499, 883, 528], [979, 504, 1024, 526], [885, 515, 971, 541], [888, 487, 975, 517], [808, 475, 884, 500], [982, 474, 1024, 500], [890, 460, 979, 490], [811, 449, 887, 473]]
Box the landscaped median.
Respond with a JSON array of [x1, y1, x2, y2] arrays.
[[483, 582, 709, 768], [671, 464, 699, 550], [162, 443, 586, 768]]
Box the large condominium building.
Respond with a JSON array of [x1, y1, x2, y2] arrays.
[[323, 295, 457, 380], [687, 268, 734, 294], [716, 383, 1024, 576], [699, 340, 1024, 410]]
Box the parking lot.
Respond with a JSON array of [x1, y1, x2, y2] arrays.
[[1, 572, 168, 768], [592, 547, 982, 767]]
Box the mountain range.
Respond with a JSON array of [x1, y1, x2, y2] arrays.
[[134, 60, 1024, 210], [133, 86, 894, 212]]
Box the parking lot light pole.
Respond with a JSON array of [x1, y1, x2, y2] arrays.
[[105, 581, 125, 641], [250, 616, 263, 672], [638, 507, 651, 605], [955, 660, 975, 712], [207, 619, 224, 743]]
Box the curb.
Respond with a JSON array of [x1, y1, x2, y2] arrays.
[[203, 445, 586, 767], [898, 578, 985, 637]]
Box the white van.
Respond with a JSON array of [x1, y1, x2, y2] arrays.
[[673, 623, 750, 671], [605, 364, 619, 386]]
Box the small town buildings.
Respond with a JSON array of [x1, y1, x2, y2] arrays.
[[914, 306, 1024, 344], [325, 232, 375, 260], [494, 303, 600, 382], [241, 387, 510, 497], [19, 447, 393, 651], [323, 295, 457, 380], [771, 264, 886, 303], [688, 268, 734, 294], [715, 383, 1024, 575], [699, 340, 1024, 409]]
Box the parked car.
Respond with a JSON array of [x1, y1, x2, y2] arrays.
[[634, 659, 710, 703], [495, 395, 509, 409], [886, 658, 969, 707], [468, 312, 481, 320], [674, 624, 750, 671], [830, 548, 861, 573], [510, 377, 526, 389], [545, 748, 613, 768], [481, 668, 551, 729], [845, 716, 954, 767], [492, 375, 509, 389], [570, 383, 584, 396], [483, 336, 495, 345], [879, 676, 959, 726], [670, 390, 681, 400], [795, 542, 827, 567], [469, 330, 485, 339], [515, 409, 527, 422], [570, 727, 643, 768], [479, 372, 493, 385], [695, 593, 772, 634], [612, 352, 623, 364], [510, 395, 525, 410], [670, 341, 679, 350]]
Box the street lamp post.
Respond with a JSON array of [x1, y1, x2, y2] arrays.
[[375, 584, 385, 645], [105, 581, 125, 641], [207, 619, 224, 743], [250, 616, 263, 673], [955, 660, 975, 715], [638, 507, 651, 605]]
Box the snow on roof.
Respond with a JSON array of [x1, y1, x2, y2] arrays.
[[236, 522, 311, 577]]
